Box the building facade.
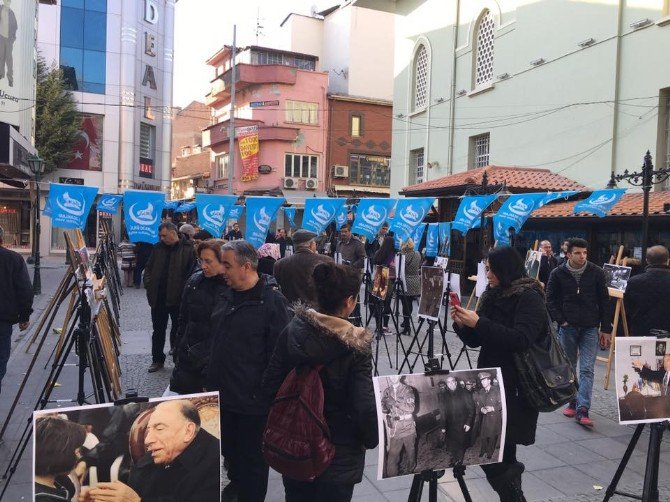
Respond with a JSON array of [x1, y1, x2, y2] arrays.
[[170, 100, 211, 200], [37, 0, 175, 252], [356, 0, 670, 195]]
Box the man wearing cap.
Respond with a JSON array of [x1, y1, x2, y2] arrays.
[[273, 229, 333, 305], [437, 376, 475, 466], [474, 372, 502, 460], [381, 375, 417, 477]]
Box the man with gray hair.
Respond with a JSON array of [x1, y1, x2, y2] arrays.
[[625, 245, 670, 337], [273, 228, 332, 305], [0, 225, 32, 392], [207, 240, 290, 502]]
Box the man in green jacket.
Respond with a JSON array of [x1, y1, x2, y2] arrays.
[[144, 222, 196, 372]]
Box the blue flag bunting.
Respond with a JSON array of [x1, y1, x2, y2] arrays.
[[573, 189, 626, 218], [164, 200, 180, 211], [302, 198, 346, 235], [388, 197, 434, 242], [284, 207, 297, 228], [175, 202, 196, 213], [412, 223, 427, 249], [425, 223, 439, 258], [245, 196, 285, 249], [97, 194, 123, 215], [438, 222, 451, 256], [196, 194, 237, 238], [123, 190, 165, 244], [228, 205, 244, 220], [42, 197, 52, 217], [335, 205, 349, 231], [538, 190, 578, 208], [351, 198, 394, 241], [493, 193, 546, 246], [47, 183, 98, 230], [452, 195, 498, 235], [393, 232, 402, 250]]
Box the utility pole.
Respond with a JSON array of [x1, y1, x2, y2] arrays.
[[227, 25, 237, 195]]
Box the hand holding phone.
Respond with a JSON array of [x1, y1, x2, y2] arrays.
[[449, 292, 461, 308]]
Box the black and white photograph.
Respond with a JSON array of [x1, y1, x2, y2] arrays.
[[524, 250, 542, 280], [434, 256, 449, 271], [603, 263, 632, 292], [656, 341, 667, 357], [373, 368, 506, 479], [372, 265, 391, 300], [33, 393, 221, 502], [418, 266, 444, 321], [615, 337, 670, 424]]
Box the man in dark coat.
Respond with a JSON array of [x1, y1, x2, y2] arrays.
[[275, 227, 292, 257], [381, 375, 417, 477], [273, 229, 332, 305], [474, 372, 502, 460], [79, 400, 220, 502], [546, 237, 611, 426], [538, 240, 558, 285], [337, 224, 366, 270], [224, 222, 243, 240], [624, 245, 670, 337], [438, 376, 475, 465], [207, 240, 290, 502], [365, 223, 388, 257], [0, 225, 32, 391], [143, 222, 197, 372]]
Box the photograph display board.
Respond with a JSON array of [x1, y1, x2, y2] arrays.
[[32, 393, 221, 502], [372, 265, 391, 300], [615, 337, 670, 424], [373, 368, 506, 479], [524, 250, 542, 280], [603, 264, 632, 292], [418, 266, 444, 321]]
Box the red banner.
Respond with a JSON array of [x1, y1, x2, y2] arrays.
[[237, 126, 259, 182]]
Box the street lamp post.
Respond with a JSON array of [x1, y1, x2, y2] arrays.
[[465, 171, 507, 259], [608, 150, 670, 266], [27, 155, 46, 295]]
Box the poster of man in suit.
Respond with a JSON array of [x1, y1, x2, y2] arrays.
[[524, 250, 542, 280], [0, 0, 17, 87]]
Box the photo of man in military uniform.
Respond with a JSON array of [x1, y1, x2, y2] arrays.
[[475, 372, 503, 460], [380, 375, 417, 477]]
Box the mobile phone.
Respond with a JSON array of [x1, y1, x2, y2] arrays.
[[449, 292, 461, 308]]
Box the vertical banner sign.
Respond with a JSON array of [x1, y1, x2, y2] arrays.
[[97, 194, 123, 215], [123, 190, 165, 244], [538, 190, 578, 208], [493, 193, 546, 246], [452, 195, 498, 235], [228, 205, 244, 220], [196, 194, 237, 237], [245, 196, 285, 249], [412, 223, 427, 249], [283, 207, 297, 228], [573, 189, 626, 218], [351, 198, 395, 241], [335, 205, 349, 231], [302, 198, 346, 235], [425, 223, 439, 258], [438, 222, 451, 256], [238, 126, 260, 182], [388, 197, 434, 242], [47, 183, 99, 230]]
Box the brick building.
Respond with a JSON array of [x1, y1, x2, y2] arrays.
[[171, 101, 212, 200]]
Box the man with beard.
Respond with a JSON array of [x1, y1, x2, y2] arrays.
[[438, 376, 475, 466]]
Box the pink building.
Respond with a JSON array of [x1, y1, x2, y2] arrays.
[[202, 46, 329, 204]]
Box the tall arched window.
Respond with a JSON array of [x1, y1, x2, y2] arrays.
[[474, 10, 495, 87], [413, 44, 429, 111]]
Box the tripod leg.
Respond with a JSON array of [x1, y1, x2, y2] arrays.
[[454, 468, 473, 502], [642, 422, 664, 502], [428, 475, 438, 502], [603, 423, 645, 501], [408, 474, 424, 502]]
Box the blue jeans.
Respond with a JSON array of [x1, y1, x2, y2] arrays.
[[559, 325, 598, 410], [0, 321, 13, 386]]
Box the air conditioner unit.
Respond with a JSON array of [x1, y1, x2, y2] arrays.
[[284, 177, 299, 189], [305, 178, 318, 190], [333, 165, 348, 178]]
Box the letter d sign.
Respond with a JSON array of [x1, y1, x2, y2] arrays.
[[145, 0, 158, 24]]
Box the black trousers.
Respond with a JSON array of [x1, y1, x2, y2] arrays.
[[283, 477, 355, 502], [150, 304, 179, 364], [480, 443, 518, 479], [220, 409, 269, 502]]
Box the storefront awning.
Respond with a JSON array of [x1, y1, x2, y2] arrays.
[[282, 189, 327, 208]]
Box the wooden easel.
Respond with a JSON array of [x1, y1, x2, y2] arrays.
[[596, 245, 630, 390]]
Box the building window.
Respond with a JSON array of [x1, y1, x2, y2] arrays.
[[181, 146, 191, 157], [284, 153, 318, 178], [285, 100, 319, 125], [249, 50, 316, 71], [139, 123, 155, 178], [470, 133, 490, 169], [349, 154, 390, 187], [216, 154, 229, 179], [59, 0, 107, 94], [411, 148, 425, 184], [474, 9, 495, 88], [413, 45, 429, 111], [350, 115, 361, 137]]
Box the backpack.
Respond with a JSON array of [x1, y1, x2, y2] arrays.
[[262, 365, 335, 481]]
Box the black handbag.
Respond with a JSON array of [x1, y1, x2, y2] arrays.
[[513, 313, 577, 412]]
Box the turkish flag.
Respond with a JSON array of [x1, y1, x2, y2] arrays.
[[67, 116, 102, 171]]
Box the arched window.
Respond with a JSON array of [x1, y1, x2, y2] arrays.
[[474, 10, 495, 87], [413, 44, 429, 111]]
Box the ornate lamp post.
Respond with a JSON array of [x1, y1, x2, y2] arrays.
[[27, 155, 45, 295], [465, 171, 508, 259], [608, 151, 670, 266]]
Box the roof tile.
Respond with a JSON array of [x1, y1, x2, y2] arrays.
[[532, 191, 670, 218]]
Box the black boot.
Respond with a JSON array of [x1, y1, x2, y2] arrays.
[[486, 462, 527, 502]]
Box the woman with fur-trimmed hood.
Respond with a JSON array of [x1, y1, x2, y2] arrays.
[[263, 262, 378, 502]]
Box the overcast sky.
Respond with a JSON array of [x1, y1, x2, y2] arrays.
[[173, 0, 331, 108]]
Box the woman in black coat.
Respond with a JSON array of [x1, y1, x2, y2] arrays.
[[263, 262, 378, 502], [170, 239, 227, 394], [451, 246, 546, 502]]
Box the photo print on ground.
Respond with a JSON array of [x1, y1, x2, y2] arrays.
[[373, 368, 506, 479], [603, 263, 632, 292], [615, 336, 670, 424]]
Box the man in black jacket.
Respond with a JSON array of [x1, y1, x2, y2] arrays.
[[538, 240, 558, 285], [0, 226, 33, 391], [546, 237, 612, 427], [207, 240, 290, 502], [438, 376, 474, 466], [624, 245, 670, 337]]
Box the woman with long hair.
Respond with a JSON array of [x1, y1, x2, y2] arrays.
[[399, 238, 421, 334], [263, 262, 378, 502], [451, 246, 546, 501]]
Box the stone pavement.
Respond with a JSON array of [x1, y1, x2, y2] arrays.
[[0, 258, 669, 501]]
